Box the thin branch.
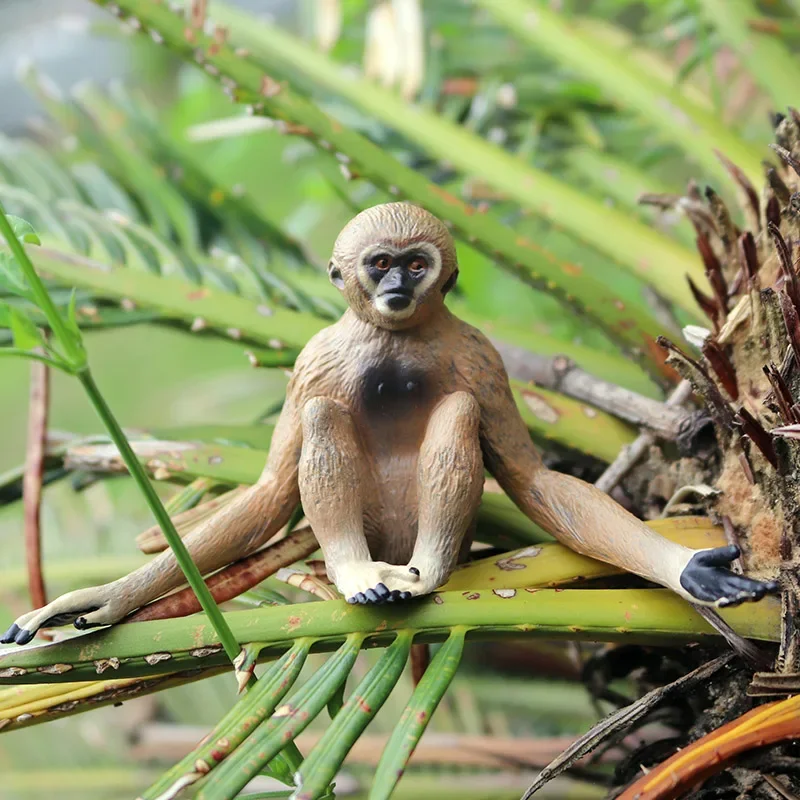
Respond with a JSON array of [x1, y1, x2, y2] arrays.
[[491, 340, 690, 437], [594, 380, 693, 494], [123, 526, 318, 622], [23, 357, 49, 610], [520, 654, 735, 799], [690, 604, 772, 669]]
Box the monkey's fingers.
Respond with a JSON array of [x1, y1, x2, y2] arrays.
[[0, 586, 122, 646], [679, 547, 780, 606]]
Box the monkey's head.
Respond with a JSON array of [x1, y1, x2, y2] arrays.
[[328, 202, 458, 330]]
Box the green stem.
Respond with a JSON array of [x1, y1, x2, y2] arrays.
[[0, 208, 83, 367], [0, 349, 68, 370], [76, 370, 241, 665]]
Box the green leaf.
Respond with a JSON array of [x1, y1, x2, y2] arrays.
[[293, 631, 414, 800], [6, 215, 41, 246], [697, 0, 800, 111], [476, 0, 764, 186], [195, 634, 365, 800], [0, 253, 30, 298], [370, 628, 467, 800], [8, 307, 45, 351], [142, 640, 312, 800]]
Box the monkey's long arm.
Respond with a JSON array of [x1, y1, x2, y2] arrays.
[[1, 406, 302, 645], [475, 345, 778, 607]]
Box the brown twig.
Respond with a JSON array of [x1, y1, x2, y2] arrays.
[[594, 380, 693, 494], [410, 643, 431, 686], [23, 359, 50, 610], [124, 526, 319, 622], [491, 341, 691, 438]]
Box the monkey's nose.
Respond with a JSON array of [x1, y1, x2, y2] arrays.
[[383, 292, 412, 310]]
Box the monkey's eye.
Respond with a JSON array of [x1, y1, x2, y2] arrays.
[[408, 257, 428, 274], [373, 255, 392, 271]]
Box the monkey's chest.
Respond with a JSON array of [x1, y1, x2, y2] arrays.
[[358, 361, 432, 421]]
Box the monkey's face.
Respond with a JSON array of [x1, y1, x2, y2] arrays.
[[329, 203, 458, 330]]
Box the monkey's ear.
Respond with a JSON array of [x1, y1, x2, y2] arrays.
[[328, 260, 345, 289], [441, 268, 458, 295]]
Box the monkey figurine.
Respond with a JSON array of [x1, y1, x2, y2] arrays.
[[1, 203, 778, 645]]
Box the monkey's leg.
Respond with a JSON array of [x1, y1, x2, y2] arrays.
[[299, 396, 411, 605], [1, 478, 299, 645], [404, 391, 484, 596], [514, 469, 778, 606]]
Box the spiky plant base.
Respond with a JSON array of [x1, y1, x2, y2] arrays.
[[595, 116, 800, 798]]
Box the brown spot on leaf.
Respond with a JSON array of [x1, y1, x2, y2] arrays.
[[0, 667, 27, 678], [186, 288, 210, 301], [521, 390, 559, 424], [260, 75, 282, 97], [495, 546, 541, 571], [462, 591, 480, 600], [562, 261, 583, 276], [356, 696, 372, 713], [94, 658, 121, 674], [191, 646, 223, 657], [430, 185, 465, 209], [433, 595, 444, 605], [37, 663, 73, 675], [144, 652, 172, 666]]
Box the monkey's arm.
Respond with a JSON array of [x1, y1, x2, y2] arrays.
[[1, 400, 303, 645], [474, 344, 778, 607]]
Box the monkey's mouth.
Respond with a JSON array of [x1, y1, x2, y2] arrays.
[[379, 290, 414, 311]]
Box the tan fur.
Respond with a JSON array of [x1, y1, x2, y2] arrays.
[[4, 203, 771, 639]]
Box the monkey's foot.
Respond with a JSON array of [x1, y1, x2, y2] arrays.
[[679, 546, 780, 608], [0, 584, 127, 646], [334, 561, 430, 605]]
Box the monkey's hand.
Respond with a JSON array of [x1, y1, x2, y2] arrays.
[[679, 546, 780, 608], [1, 582, 130, 646], [333, 561, 436, 605]]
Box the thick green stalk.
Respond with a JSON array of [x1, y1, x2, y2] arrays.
[[0, 590, 780, 684], [206, 1, 706, 315], [88, 0, 681, 379], [476, 0, 763, 186], [696, 0, 800, 111], [29, 245, 325, 349]]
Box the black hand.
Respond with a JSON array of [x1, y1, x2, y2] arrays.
[[680, 546, 780, 606]]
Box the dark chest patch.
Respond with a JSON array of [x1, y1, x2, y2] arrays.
[[360, 361, 429, 418]]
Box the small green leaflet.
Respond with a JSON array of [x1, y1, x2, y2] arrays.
[[8, 307, 45, 351], [6, 215, 41, 245], [0, 253, 31, 299]]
